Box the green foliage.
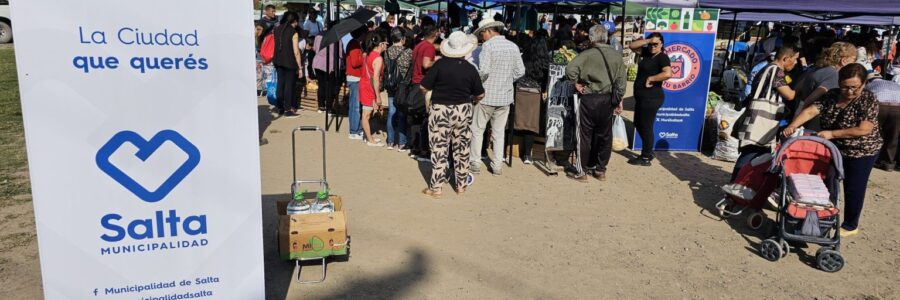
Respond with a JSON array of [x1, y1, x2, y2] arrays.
[[0, 48, 31, 206]]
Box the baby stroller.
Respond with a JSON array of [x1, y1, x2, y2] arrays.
[[717, 152, 780, 231], [760, 136, 845, 272]]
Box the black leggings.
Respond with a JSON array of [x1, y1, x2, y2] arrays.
[[275, 66, 299, 112], [634, 95, 664, 159]]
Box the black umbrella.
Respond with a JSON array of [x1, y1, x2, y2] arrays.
[[319, 8, 377, 48]]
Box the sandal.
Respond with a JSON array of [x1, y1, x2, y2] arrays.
[[422, 188, 442, 199], [455, 186, 466, 196]]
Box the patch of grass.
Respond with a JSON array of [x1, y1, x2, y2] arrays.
[[0, 48, 31, 207]]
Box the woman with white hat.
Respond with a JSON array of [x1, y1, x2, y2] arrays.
[[420, 31, 485, 198]]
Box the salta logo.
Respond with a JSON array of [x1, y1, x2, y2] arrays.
[[95, 130, 200, 202], [94, 130, 208, 254]]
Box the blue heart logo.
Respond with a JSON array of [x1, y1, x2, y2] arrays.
[[95, 130, 201, 203]]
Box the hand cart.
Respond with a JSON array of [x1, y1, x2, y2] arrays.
[[278, 126, 349, 284]]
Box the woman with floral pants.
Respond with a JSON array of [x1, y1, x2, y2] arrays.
[[420, 32, 485, 197]]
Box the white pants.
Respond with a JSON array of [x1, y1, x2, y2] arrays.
[[470, 104, 510, 169]]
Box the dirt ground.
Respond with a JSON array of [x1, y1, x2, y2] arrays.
[[255, 96, 899, 299], [1, 71, 899, 299]]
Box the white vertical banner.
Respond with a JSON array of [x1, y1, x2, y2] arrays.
[[10, 0, 264, 299]]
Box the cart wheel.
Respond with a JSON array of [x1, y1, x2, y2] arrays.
[[779, 239, 790, 258], [817, 250, 844, 273], [747, 211, 766, 230], [716, 198, 735, 218], [760, 239, 783, 262]]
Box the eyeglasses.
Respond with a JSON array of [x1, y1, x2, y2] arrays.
[[840, 86, 862, 92]]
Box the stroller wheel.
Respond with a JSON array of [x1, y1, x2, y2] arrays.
[[760, 239, 783, 262], [779, 240, 790, 258], [747, 211, 766, 230], [816, 249, 844, 273], [815, 246, 834, 257]]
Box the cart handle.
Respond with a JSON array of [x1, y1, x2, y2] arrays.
[[291, 126, 327, 187]]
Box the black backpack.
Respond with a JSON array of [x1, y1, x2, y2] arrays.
[[382, 51, 403, 94], [393, 53, 422, 115]]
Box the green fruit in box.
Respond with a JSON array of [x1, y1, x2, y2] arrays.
[[627, 64, 637, 81]]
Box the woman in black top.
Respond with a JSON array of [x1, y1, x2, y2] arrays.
[[273, 12, 304, 118], [420, 32, 485, 198], [628, 32, 672, 166]]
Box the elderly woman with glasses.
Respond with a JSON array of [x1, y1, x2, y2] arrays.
[[784, 63, 884, 237], [627, 32, 672, 166]]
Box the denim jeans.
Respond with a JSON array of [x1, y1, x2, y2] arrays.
[[347, 81, 361, 135], [387, 96, 407, 146]]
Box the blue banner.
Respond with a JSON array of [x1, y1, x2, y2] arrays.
[[635, 8, 719, 152]]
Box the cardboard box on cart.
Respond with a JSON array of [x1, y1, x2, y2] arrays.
[[277, 194, 348, 260]]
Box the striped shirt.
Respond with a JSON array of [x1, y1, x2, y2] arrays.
[[866, 78, 900, 105]]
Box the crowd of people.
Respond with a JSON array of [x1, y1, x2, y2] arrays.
[[727, 24, 900, 237], [253, 5, 898, 235], [253, 7, 643, 192]]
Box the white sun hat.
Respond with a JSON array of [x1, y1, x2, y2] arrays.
[[440, 31, 477, 58]]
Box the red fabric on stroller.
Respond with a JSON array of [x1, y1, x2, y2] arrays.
[[728, 155, 780, 209], [775, 139, 833, 180], [774, 139, 841, 219]]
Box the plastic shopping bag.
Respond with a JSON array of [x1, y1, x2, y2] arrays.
[[612, 115, 628, 151], [266, 69, 278, 107], [712, 102, 743, 162]]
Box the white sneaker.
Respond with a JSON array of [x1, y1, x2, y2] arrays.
[[387, 145, 395, 150], [366, 141, 385, 147], [317, 110, 324, 114], [348, 134, 363, 140]]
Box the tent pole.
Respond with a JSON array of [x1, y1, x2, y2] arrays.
[[621, 1, 626, 49], [885, 26, 897, 77], [325, 0, 332, 129], [724, 11, 738, 71], [518, 0, 523, 33], [333, 0, 342, 131], [555, 4, 558, 40]]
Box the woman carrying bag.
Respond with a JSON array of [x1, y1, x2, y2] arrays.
[[731, 46, 800, 182]]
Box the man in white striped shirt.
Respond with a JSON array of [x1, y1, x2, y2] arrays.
[[470, 20, 525, 176]]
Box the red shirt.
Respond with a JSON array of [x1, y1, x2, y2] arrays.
[[345, 39, 365, 78], [360, 50, 383, 106], [411, 40, 436, 84]]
